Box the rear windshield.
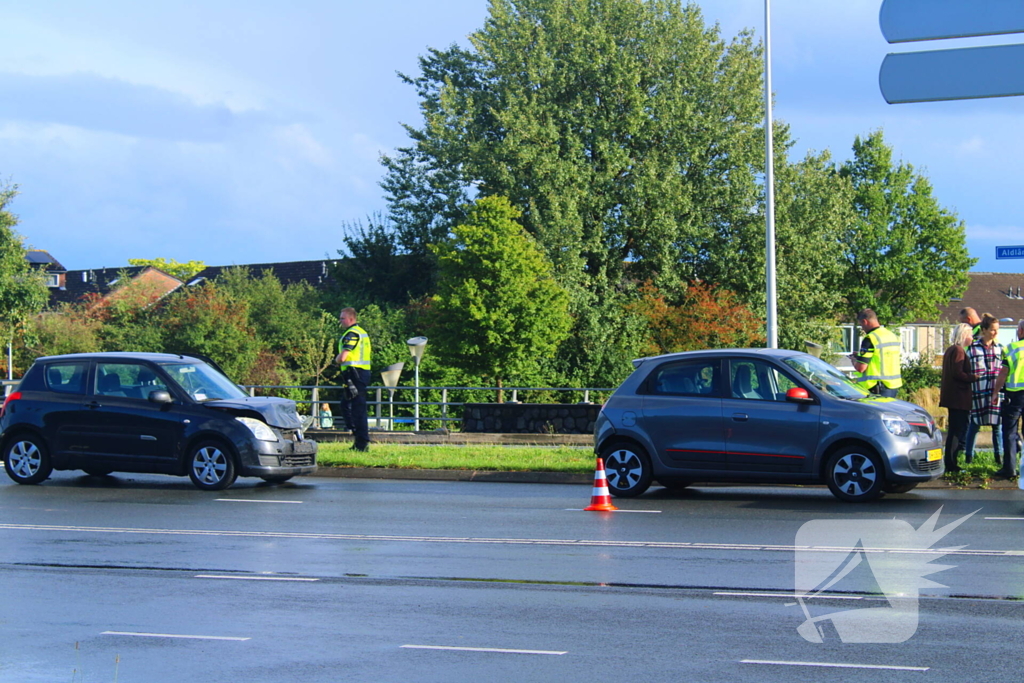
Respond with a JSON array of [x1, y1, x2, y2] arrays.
[[159, 362, 248, 402]]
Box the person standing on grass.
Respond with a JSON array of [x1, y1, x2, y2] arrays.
[[940, 323, 977, 473], [992, 319, 1024, 479], [965, 314, 1003, 467], [335, 307, 372, 452]]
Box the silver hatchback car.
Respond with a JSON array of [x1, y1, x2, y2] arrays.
[[594, 348, 945, 502]]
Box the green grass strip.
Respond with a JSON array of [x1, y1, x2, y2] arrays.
[[316, 442, 595, 473]]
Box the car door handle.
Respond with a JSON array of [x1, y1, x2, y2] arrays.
[[85, 401, 101, 409], [732, 413, 749, 422]]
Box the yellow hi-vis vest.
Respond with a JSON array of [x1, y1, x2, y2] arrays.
[[339, 324, 372, 371], [856, 326, 903, 391], [1004, 339, 1024, 392]]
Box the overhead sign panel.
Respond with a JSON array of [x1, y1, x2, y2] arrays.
[[881, 0, 1024, 43], [996, 245, 1024, 259], [880, 43, 1024, 103]]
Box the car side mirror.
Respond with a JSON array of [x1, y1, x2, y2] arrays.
[[786, 387, 815, 404], [148, 390, 173, 404]]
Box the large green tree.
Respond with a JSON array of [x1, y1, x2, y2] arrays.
[[0, 182, 49, 375], [427, 196, 571, 395], [837, 130, 975, 324], [366, 0, 769, 383], [707, 149, 855, 350]]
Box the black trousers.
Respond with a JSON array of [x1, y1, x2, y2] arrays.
[[1000, 390, 1024, 477], [340, 368, 370, 448], [945, 408, 970, 471]]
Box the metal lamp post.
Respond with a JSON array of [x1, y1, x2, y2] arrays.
[[406, 337, 428, 432], [381, 362, 404, 429], [764, 0, 778, 349]]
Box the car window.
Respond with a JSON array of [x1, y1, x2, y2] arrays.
[[729, 359, 800, 402], [159, 361, 248, 401], [45, 362, 88, 395], [649, 359, 719, 396], [95, 363, 171, 400]]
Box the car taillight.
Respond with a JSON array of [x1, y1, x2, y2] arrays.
[[1, 391, 21, 418]]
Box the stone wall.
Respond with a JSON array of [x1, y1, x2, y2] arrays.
[[461, 403, 600, 434]]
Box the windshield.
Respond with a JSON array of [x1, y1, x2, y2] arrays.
[[783, 355, 869, 400], [159, 361, 248, 402]]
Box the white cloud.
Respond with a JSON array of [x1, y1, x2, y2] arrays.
[[274, 124, 333, 169]]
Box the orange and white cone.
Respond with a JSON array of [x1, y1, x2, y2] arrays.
[[584, 457, 618, 512]]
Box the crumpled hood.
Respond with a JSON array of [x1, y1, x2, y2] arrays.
[[204, 396, 302, 430]]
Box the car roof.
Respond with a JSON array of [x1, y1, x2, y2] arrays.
[[35, 352, 205, 364], [631, 347, 807, 368]]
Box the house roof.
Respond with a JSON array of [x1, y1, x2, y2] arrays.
[[24, 250, 66, 271], [928, 272, 1024, 325], [49, 259, 340, 307], [48, 265, 153, 306], [188, 259, 340, 288]]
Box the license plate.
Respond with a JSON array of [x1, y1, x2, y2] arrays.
[[927, 448, 942, 462]]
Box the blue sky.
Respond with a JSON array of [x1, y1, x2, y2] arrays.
[[1, 0, 1022, 273]]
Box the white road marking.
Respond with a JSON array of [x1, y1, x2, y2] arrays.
[[195, 575, 319, 582], [742, 659, 928, 672], [986, 517, 1024, 521], [0, 523, 1016, 557], [215, 499, 302, 504], [714, 591, 863, 600], [401, 645, 566, 655], [565, 508, 662, 513], [102, 631, 250, 641]]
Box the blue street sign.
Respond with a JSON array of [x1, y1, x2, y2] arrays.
[[996, 245, 1024, 259], [880, 44, 1024, 103], [881, 0, 1024, 44]]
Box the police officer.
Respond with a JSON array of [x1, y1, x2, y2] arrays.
[[335, 307, 372, 451], [992, 320, 1024, 479], [959, 307, 982, 339], [849, 308, 902, 398]]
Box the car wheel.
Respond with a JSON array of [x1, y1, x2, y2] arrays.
[[260, 475, 293, 484], [600, 442, 653, 498], [82, 468, 113, 477], [188, 441, 238, 491], [826, 446, 885, 502], [882, 481, 918, 494], [3, 435, 53, 485]]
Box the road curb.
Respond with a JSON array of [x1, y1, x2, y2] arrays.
[[310, 466, 1019, 489]]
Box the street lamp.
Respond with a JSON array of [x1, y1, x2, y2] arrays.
[[381, 362, 404, 429], [406, 336, 428, 431], [764, 0, 778, 349]]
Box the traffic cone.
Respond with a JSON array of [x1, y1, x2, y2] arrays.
[[584, 457, 618, 511]]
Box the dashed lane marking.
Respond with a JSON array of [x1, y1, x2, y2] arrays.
[[215, 499, 302, 504], [195, 574, 319, 581], [102, 631, 250, 641], [741, 660, 928, 672], [401, 645, 566, 655], [564, 508, 662, 513]]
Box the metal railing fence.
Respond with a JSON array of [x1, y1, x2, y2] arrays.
[[242, 384, 615, 431]]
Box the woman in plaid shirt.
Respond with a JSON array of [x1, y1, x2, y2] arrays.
[[966, 314, 1003, 465]]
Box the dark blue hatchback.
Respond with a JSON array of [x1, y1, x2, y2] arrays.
[[1, 352, 317, 490]]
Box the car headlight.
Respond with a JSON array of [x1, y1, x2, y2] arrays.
[[237, 416, 277, 442], [881, 412, 912, 437]]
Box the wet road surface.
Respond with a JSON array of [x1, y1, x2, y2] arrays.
[[2, 471, 1023, 681]]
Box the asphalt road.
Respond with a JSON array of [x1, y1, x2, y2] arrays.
[[2, 471, 1023, 682]]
